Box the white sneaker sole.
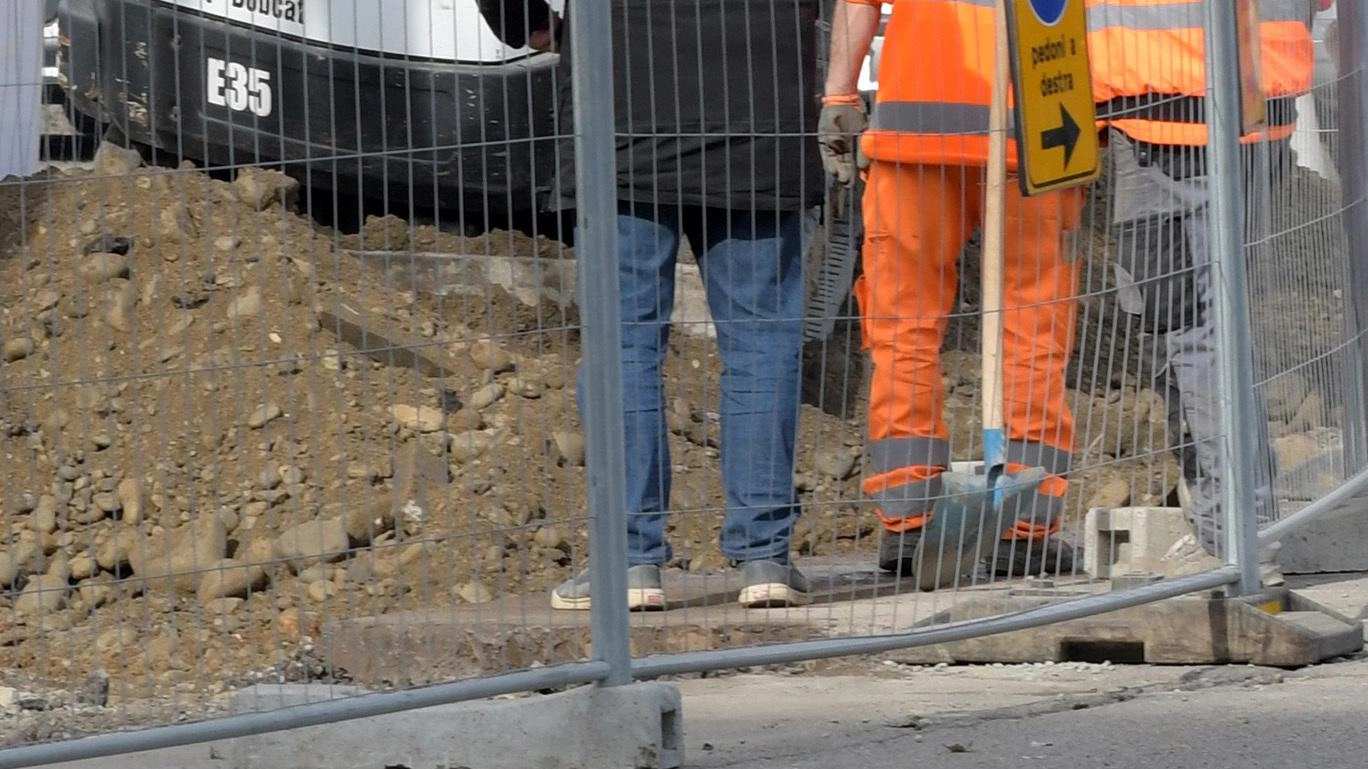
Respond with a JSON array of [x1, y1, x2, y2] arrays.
[[737, 582, 809, 608], [549, 587, 667, 612]]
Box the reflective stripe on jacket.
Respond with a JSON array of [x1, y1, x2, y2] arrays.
[[1087, 0, 1315, 145], [854, 0, 1019, 166]]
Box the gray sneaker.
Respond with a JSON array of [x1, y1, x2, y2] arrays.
[[1177, 478, 1285, 588], [549, 564, 667, 611], [737, 560, 810, 608]]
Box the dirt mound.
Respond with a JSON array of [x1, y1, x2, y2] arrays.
[[0, 147, 868, 706], [0, 145, 1344, 718]]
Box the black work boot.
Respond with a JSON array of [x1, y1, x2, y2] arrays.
[[991, 537, 1077, 577], [877, 528, 922, 576]]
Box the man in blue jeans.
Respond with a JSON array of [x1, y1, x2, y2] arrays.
[[538, 0, 823, 610]]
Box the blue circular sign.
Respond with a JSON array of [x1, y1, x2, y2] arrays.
[[1028, 0, 1067, 26]]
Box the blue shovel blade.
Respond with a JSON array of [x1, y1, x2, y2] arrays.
[[920, 467, 1048, 567], [982, 427, 1007, 509]]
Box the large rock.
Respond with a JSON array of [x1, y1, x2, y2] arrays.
[[550, 431, 585, 467], [95, 527, 138, 573], [1273, 432, 1323, 472], [227, 286, 263, 320], [128, 516, 228, 595], [158, 204, 198, 244], [1262, 373, 1309, 423], [234, 168, 300, 210], [16, 574, 68, 616], [0, 541, 40, 588], [342, 444, 445, 542], [810, 444, 858, 481], [468, 340, 515, 373], [449, 430, 497, 464], [391, 405, 444, 433], [31, 496, 59, 534], [247, 402, 283, 429], [3, 337, 34, 362], [358, 214, 410, 250], [1086, 476, 1132, 510], [468, 383, 505, 410], [92, 141, 142, 177], [117, 478, 147, 525], [197, 558, 268, 603], [274, 518, 350, 572], [104, 279, 137, 333], [81, 253, 132, 282], [388, 442, 448, 506], [31, 288, 62, 313]]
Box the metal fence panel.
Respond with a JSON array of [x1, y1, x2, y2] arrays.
[[0, 0, 1364, 763], [1, 0, 601, 754], [1250, 2, 1368, 542]]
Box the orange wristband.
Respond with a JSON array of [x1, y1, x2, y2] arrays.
[[822, 93, 862, 107]]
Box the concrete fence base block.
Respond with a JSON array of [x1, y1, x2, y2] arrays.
[[225, 682, 683, 769], [1084, 506, 1191, 579], [886, 586, 1363, 667]]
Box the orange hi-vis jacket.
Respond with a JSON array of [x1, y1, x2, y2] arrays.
[[853, 0, 1020, 167], [1087, 0, 1315, 145]]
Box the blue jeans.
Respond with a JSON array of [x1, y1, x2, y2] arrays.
[[578, 203, 805, 565]]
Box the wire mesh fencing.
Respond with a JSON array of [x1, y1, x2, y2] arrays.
[[0, 0, 1364, 764], [1, 0, 603, 749], [1253, 3, 1368, 539]]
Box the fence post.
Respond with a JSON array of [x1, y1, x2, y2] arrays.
[[568, 0, 632, 685], [1202, 0, 1262, 596], [1337, 1, 1368, 473]]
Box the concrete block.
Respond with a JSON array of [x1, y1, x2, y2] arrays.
[[1279, 497, 1368, 574], [227, 682, 682, 769], [1084, 506, 1191, 579]]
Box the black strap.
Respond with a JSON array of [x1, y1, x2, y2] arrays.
[[1097, 94, 1300, 127]]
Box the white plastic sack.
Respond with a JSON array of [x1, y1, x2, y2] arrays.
[[1292, 93, 1340, 185], [0, 0, 44, 180]]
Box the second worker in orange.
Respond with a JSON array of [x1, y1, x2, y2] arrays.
[[820, 0, 1086, 588]]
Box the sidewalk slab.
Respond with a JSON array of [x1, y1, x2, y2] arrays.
[[320, 561, 1368, 687], [674, 665, 1203, 768], [682, 659, 1368, 769], [1286, 571, 1368, 632], [318, 557, 989, 684]]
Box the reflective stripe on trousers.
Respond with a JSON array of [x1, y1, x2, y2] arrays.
[[863, 437, 1073, 530], [864, 436, 952, 520], [1002, 441, 1074, 540]]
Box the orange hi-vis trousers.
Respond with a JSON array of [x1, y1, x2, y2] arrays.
[[854, 161, 1084, 541]]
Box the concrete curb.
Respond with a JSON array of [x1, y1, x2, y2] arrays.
[[225, 682, 682, 769]]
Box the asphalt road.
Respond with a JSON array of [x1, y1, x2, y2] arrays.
[[687, 657, 1368, 769]]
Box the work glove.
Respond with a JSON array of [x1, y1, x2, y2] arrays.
[[818, 94, 868, 187]]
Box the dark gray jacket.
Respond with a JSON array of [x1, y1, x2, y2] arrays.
[[550, 0, 824, 211]]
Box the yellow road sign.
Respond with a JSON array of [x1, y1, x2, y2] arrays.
[[1006, 0, 1100, 195], [1236, 0, 1268, 133]]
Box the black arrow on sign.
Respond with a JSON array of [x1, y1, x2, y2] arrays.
[[1040, 104, 1082, 167]]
